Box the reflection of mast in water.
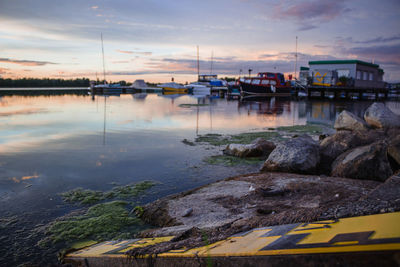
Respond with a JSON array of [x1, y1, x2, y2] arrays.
[[196, 98, 199, 135], [103, 96, 107, 146], [194, 96, 214, 135], [209, 98, 213, 132]]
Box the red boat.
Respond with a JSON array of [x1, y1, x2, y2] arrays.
[[239, 72, 291, 96]]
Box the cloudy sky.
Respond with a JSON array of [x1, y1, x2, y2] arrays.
[[0, 0, 399, 83]]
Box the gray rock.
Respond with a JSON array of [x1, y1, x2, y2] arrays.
[[319, 129, 386, 174], [255, 187, 289, 197], [388, 134, 400, 166], [319, 131, 362, 174], [331, 141, 393, 181], [334, 110, 368, 131], [223, 138, 275, 158], [261, 135, 320, 174], [182, 208, 193, 217], [364, 102, 400, 128]]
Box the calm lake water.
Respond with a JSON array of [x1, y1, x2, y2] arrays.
[[0, 92, 399, 264]]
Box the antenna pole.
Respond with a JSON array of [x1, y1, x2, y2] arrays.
[[294, 36, 298, 80], [101, 33, 106, 84]]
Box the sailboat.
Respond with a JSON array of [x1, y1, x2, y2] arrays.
[[91, 33, 122, 94]]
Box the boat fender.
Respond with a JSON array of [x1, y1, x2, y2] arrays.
[[270, 85, 276, 93]]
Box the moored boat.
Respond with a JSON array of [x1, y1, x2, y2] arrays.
[[131, 79, 162, 92], [185, 83, 211, 95], [158, 82, 188, 93], [239, 72, 291, 96]]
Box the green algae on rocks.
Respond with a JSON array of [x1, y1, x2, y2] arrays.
[[204, 155, 264, 167], [195, 133, 228, 146], [61, 189, 105, 205], [276, 124, 324, 134], [195, 132, 279, 146], [194, 125, 325, 147], [229, 132, 279, 144], [61, 181, 156, 205], [107, 181, 156, 199], [40, 201, 147, 246], [182, 139, 196, 146]]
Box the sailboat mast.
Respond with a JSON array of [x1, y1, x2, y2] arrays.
[[197, 45, 200, 81], [101, 33, 106, 84], [294, 36, 298, 80], [210, 50, 213, 75]]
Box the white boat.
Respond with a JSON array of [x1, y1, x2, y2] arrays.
[[186, 83, 211, 95], [131, 79, 162, 92]]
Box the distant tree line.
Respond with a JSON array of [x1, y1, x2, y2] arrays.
[[0, 78, 91, 87]]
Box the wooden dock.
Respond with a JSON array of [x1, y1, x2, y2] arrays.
[[293, 86, 398, 100]]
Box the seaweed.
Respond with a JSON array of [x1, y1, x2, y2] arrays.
[[41, 201, 147, 246], [182, 139, 196, 146], [107, 181, 156, 199], [61, 181, 156, 205], [61, 189, 105, 205], [276, 124, 324, 134], [203, 155, 263, 166], [195, 131, 279, 146], [229, 132, 279, 144], [195, 133, 228, 146]]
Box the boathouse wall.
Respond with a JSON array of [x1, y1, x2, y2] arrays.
[[308, 60, 385, 89]]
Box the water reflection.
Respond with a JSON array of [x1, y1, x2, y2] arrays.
[[238, 96, 291, 115], [1, 94, 399, 154], [0, 93, 399, 214]]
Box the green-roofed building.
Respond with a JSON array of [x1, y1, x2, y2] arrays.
[[307, 60, 384, 88]]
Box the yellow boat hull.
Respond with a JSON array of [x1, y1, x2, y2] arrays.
[[162, 87, 188, 93]]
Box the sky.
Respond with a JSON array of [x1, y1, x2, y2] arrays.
[[0, 0, 399, 83]]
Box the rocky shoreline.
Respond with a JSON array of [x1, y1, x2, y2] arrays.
[[128, 102, 400, 256]]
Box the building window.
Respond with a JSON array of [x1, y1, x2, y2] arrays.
[[369, 73, 373, 81], [337, 69, 350, 78], [363, 72, 368, 80], [356, 71, 362, 80], [261, 80, 270, 85]]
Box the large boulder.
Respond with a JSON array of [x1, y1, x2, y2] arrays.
[[319, 130, 362, 174], [319, 129, 386, 174], [364, 102, 400, 128], [334, 110, 368, 132], [223, 138, 275, 158], [388, 134, 400, 167], [261, 135, 320, 174], [331, 141, 393, 181]]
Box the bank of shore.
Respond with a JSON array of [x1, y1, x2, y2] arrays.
[[127, 102, 400, 257]]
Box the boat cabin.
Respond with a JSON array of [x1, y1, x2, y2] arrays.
[[198, 74, 218, 82], [239, 72, 286, 87]]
